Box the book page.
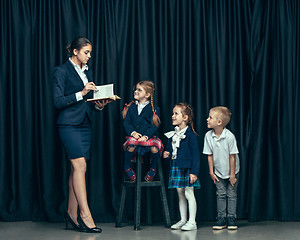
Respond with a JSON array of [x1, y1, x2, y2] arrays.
[[93, 84, 114, 99]]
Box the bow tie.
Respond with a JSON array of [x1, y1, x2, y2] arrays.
[[164, 126, 186, 148]]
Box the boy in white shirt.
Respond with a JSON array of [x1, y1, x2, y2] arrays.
[[203, 106, 240, 230]]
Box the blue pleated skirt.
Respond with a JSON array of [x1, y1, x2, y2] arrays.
[[58, 116, 92, 160]]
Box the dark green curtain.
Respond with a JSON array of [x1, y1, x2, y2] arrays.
[[0, 0, 299, 222]]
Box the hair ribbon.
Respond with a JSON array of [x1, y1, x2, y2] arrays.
[[123, 103, 130, 111]]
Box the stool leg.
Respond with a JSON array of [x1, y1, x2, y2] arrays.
[[134, 154, 142, 230], [116, 184, 127, 228], [147, 187, 152, 225], [158, 159, 171, 228]]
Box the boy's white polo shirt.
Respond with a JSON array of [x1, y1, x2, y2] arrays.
[[203, 128, 240, 179]]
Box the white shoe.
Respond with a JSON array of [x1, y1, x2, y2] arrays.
[[171, 220, 187, 230], [181, 221, 197, 231]]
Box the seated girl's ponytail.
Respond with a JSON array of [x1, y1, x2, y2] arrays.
[[123, 81, 160, 127], [150, 94, 161, 127], [122, 101, 135, 119]]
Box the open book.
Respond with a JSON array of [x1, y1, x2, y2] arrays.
[[87, 83, 121, 102]]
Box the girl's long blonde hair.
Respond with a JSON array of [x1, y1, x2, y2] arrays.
[[122, 81, 161, 127]]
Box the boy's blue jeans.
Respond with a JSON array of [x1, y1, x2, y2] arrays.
[[215, 173, 239, 219]]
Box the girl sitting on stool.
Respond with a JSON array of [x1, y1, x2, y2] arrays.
[[122, 80, 163, 182]]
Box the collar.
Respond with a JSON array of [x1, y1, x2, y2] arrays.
[[135, 101, 149, 108], [164, 126, 188, 148], [164, 126, 188, 139], [176, 126, 188, 134], [212, 128, 227, 139], [69, 58, 89, 72]]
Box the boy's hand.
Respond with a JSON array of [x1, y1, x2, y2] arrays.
[[163, 151, 170, 158], [189, 174, 197, 184], [210, 172, 219, 184], [229, 175, 237, 186]]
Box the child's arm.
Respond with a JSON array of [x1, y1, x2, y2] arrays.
[[188, 133, 200, 183], [208, 155, 219, 184], [143, 107, 160, 138], [138, 135, 147, 142], [229, 154, 237, 186], [132, 131, 142, 139], [163, 138, 172, 159], [189, 174, 197, 184], [123, 106, 139, 137], [163, 151, 170, 158]]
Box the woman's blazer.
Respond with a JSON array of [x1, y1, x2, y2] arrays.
[[53, 60, 94, 125]]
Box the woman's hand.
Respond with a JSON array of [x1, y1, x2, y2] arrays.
[[81, 82, 97, 96], [94, 99, 111, 109], [163, 151, 170, 158], [189, 174, 197, 184]]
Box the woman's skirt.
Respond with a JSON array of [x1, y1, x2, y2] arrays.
[[58, 116, 92, 160], [168, 159, 201, 189]]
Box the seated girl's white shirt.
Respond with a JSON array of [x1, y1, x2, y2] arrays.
[[164, 126, 188, 159], [136, 101, 149, 115], [130, 101, 150, 137]]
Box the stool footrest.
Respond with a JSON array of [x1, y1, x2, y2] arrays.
[[116, 154, 171, 230], [123, 181, 163, 187]]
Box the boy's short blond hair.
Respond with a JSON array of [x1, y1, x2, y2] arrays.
[[210, 106, 232, 127]]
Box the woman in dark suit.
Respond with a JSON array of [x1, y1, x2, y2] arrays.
[[53, 36, 108, 233]]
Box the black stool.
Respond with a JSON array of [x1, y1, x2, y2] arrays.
[[116, 153, 171, 230]]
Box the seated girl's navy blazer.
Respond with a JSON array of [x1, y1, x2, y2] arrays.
[[123, 103, 160, 138]]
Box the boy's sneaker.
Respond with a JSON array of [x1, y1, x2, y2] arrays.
[[181, 221, 197, 231], [171, 220, 187, 230], [227, 217, 238, 230], [213, 217, 227, 230]]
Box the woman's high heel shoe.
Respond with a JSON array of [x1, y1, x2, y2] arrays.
[[64, 211, 81, 231], [77, 215, 102, 233]]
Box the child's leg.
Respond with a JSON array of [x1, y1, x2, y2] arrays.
[[124, 147, 135, 170], [149, 147, 160, 173], [177, 188, 187, 221], [124, 147, 135, 179], [212, 178, 228, 229], [145, 147, 160, 181], [227, 173, 239, 218], [215, 178, 227, 219], [170, 188, 188, 229], [184, 187, 197, 223]]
